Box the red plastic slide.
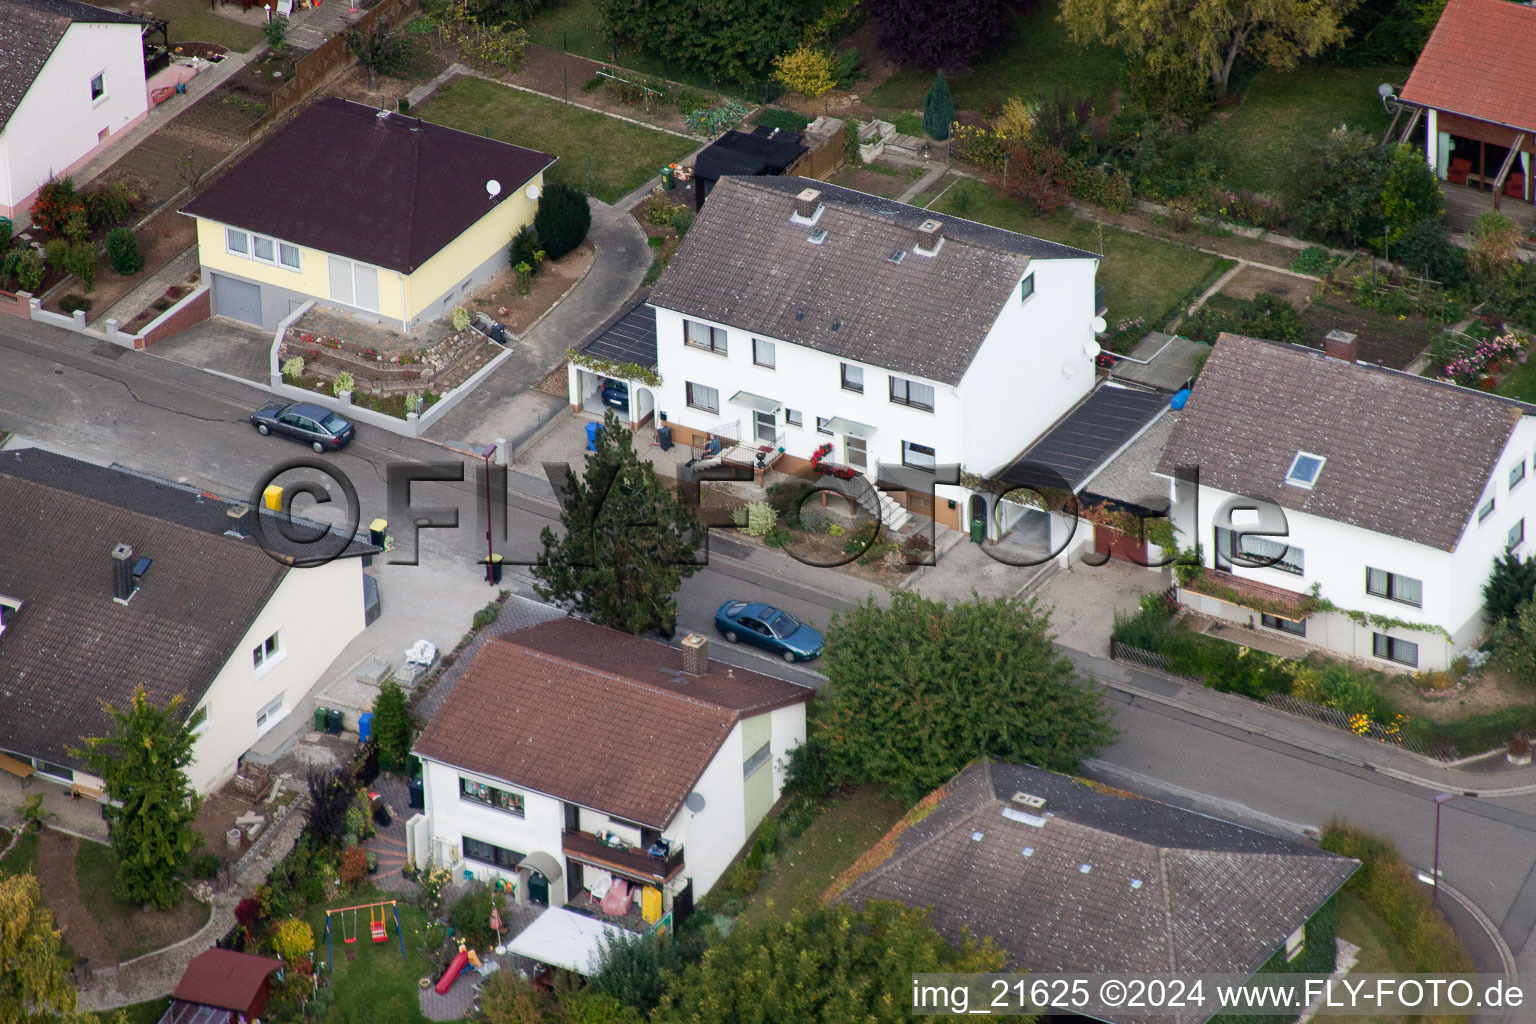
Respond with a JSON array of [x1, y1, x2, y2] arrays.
[[435, 950, 470, 994]]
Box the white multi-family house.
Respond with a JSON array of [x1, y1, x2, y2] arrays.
[[569, 176, 1103, 534], [411, 620, 812, 919], [0, 0, 150, 219], [0, 447, 373, 796], [1156, 332, 1536, 671]]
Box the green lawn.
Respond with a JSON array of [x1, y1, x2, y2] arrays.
[[414, 76, 697, 204], [1497, 355, 1536, 402], [1208, 65, 1404, 194], [931, 177, 1231, 327], [867, 1, 1122, 113], [740, 787, 908, 929], [76, 841, 211, 962], [1334, 892, 1411, 1023], [99, 0, 264, 52], [306, 892, 439, 1023], [0, 828, 38, 878]]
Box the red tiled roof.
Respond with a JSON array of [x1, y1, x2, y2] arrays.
[[172, 950, 281, 1012], [1401, 0, 1536, 132]]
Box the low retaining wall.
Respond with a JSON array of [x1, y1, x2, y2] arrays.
[[22, 283, 210, 349], [0, 288, 31, 318], [139, 285, 211, 345]]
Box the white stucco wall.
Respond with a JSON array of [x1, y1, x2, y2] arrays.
[[1169, 415, 1536, 670], [422, 758, 565, 889], [186, 558, 365, 793], [0, 21, 148, 214], [768, 702, 807, 798], [665, 719, 745, 900]]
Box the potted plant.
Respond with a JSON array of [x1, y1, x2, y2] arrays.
[[1508, 734, 1531, 765]]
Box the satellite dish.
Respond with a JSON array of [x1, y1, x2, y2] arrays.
[[526, 183, 542, 202], [1061, 362, 1076, 379], [685, 792, 706, 813], [1090, 316, 1107, 334], [1377, 83, 1395, 99], [486, 179, 502, 201], [1084, 339, 1101, 358]]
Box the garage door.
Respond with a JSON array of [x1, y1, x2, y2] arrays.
[[212, 274, 262, 325]]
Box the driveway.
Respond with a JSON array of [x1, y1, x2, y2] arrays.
[[148, 316, 272, 386]]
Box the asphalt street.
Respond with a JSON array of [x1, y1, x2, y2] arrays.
[[5, 317, 1536, 993]]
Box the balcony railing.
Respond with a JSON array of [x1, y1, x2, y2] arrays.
[[561, 829, 685, 883]]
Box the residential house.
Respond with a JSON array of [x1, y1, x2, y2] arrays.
[[163, 949, 283, 1024], [412, 620, 813, 917], [0, 447, 374, 796], [574, 175, 1102, 533], [834, 758, 1358, 1024], [0, 0, 149, 218], [180, 97, 554, 330], [1156, 332, 1536, 671], [1397, 0, 1536, 218]]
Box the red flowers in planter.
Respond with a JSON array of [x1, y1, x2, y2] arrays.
[[809, 442, 857, 479]]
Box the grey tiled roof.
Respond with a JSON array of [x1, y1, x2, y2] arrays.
[[0, 468, 290, 771], [837, 760, 1357, 1023], [1156, 334, 1533, 551], [647, 176, 1097, 386]]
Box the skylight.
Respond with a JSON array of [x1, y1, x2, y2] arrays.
[[808, 229, 827, 245], [1286, 451, 1326, 489], [888, 250, 906, 264]]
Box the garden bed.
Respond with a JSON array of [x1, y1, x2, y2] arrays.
[[44, 204, 197, 322], [76, 839, 212, 962], [120, 276, 200, 335], [283, 306, 506, 397], [289, 375, 446, 420], [827, 161, 924, 200], [465, 239, 594, 334]]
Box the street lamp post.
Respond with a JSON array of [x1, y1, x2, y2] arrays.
[[1432, 792, 1454, 906]]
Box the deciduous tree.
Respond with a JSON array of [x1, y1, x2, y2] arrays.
[[533, 410, 700, 636], [868, 0, 1012, 71], [596, 0, 804, 87], [346, 24, 407, 90], [0, 874, 75, 1024], [73, 686, 200, 909], [812, 592, 1115, 802], [772, 45, 836, 104], [1059, 0, 1360, 100]]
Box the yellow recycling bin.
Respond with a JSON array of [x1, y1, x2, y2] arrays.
[[263, 484, 283, 511], [641, 885, 662, 925]]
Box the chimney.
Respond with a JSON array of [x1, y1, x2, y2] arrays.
[[112, 543, 135, 603], [1324, 329, 1358, 364], [225, 503, 251, 539], [680, 633, 709, 676], [792, 187, 822, 223], [913, 218, 944, 256]]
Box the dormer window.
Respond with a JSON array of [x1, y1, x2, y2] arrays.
[[1286, 451, 1325, 489]]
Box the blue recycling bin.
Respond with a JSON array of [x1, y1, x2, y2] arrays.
[[358, 712, 374, 744], [585, 421, 604, 451]]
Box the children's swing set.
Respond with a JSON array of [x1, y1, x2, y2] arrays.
[[324, 900, 405, 972]]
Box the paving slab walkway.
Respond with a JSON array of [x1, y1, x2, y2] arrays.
[[894, 163, 947, 205]]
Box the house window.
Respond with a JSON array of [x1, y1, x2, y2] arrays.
[[889, 376, 935, 411], [685, 382, 719, 414], [1284, 924, 1305, 962], [1285, 451, 1326, 489], [459, 777, 526, 817], [902, 441, 936, 470], [1260, 614, 1306, 637], [1238, 534, 1304, 576], [463, 835, 524, 870], [278, 243, 301, 270], [252, 235, 274, 262], [743, 741, 771, 779], [1480, 497, 1496, 522], [785, 409, 802, 428], [1019, 274, 1035, 303], [255, 694, 285, 733], [840, 363, 864, 393], [187, 705, 209, 735], [33, 759, 73, 783], [226, 229, 249, 256], [1511, 518, 1525, 550], [844, 436, 867, 469], [1366, 568, 1422, 607], [753, 338, 776, 368], [252, 631, 280, 671], [816, 416, 833, 435], [1514, 460, 1527, 489], [1373, 633, 1419, 667], [90, 72, 105, 102], [328, 256, 380, 312], [684, 319, 727, 354]]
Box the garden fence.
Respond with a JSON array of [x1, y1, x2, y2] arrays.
[[1107, 637, 1195, 680], [246, 0, 421, 140]]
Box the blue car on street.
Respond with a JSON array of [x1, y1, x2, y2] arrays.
[[714, 600, 823, 663]]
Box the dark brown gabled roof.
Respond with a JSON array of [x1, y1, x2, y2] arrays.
[[0, 0, 144, 130], [1156, 334, 1531, 551], [0, 462, 289, 771], [836, 761, 1357, 1023], [647, 176, 1096, 385], [413, 620, 813, 827], [180, 97, 555, 274], [173, 949, 281, 1012], [1401, 0, 1536, 134]]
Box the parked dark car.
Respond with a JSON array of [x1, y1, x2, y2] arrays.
[[251, 402, 355, 452], [714, 600, 823, 663], [601, 379, 630, 412]]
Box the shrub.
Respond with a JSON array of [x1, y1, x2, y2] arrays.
[[281, 356, 305, 380], [44, 238, 68, 270], [668, 209, 693, 238], [0, 220, 11, 254], [1484, 551, 1536, 627], [752, 107, 809, 132], [922, 72, 954, 141], [772, 44, 835, 101], [952, 123, 1006, 172], [641, 189, 684, 226], [741, 500, 777, 537], [831, 47, 862, 89], [65, 242, 97, 291], [683, 101, 749, 136], [332, 370, 355, 396], [1395, 216, 1466, 286], [15, 250, 44, 292], [448, 881, 505, 950], [272, 917, 315, 961], [451, 305, 471, 331], [1290, 245, 1338, 276], [31, 176, 84, 236], [59, 294, 91, 315], [1108, 111, 1222, 200], [1166, 194, 1198, 231], [1470, 210, 1523, 283], [509, 225, 541, 269], [473, 601, 500, 628], [1158, 629, 1296, 699], [86, 182, 138, 229], [106, 227, 142, 275], [264, 13, 288, 54], [1111, 591, 1177, 650], [675, 88, 712, 117], [534, 183, 591, 260], [1283, 130, 1439, 249], [1181, 292, 1305, 345], [890, 111, 923, 137], [339, 846, 368, 890], [372, 678, 412, 773], [235, 895, 263, 937], [190, 853, 220, 879]]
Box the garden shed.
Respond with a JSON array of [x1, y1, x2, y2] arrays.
[[690, 125, 808, 210], [161, 949, 282, 1024]]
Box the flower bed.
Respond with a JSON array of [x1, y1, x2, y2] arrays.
[[1438, 326, 1525, 388]]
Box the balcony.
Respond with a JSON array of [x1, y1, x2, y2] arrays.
[[561, 830, 685, 884]]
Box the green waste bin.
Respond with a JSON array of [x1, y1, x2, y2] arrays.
[[970, 518, 985, 544], [315, 706, 328, 732], [662, 166, 675, 190]]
